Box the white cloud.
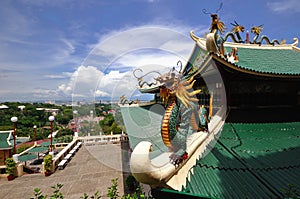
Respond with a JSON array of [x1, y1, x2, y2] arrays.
[[94, 90, 110, 97], [56, 63, 162, 102], [58, 84, 72, 93], [32, 88, 58, 98], [1, 0, 214, 102], [44, 72, 73, 79], [268, 0, 300, 13], [85, 25, 195, 69], [57, 65, 130, 101], [114, 51, 188, 69], [0, 22, 198, 102], [55, 24, 198, 102], [59, 65, 102, 97]]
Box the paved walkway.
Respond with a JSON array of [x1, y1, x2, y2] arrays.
[[0, 143, 128, 199]]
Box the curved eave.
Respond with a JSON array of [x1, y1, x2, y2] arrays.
[[212, 54, 300, 79], [195, 36, 300, 51], [0, 147, 12, 150]]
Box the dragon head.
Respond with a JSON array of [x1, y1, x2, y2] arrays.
[[251, 25, 263, 35], [155, 67, 201, 109], [133, 61, 201, 108], [209, 14, 226, 34], [230, 21, 245, 33], [155, 68, 181, 94]]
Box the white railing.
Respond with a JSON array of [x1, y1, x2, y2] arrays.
[[79, 134, 128, 145], [52, 139, 79, 170]]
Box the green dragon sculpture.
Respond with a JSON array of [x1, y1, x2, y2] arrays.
[[208, 14, 245, 56], [222, 20, 245, 43], [154, 68, 203, 166], [251, 25, 280, 45]]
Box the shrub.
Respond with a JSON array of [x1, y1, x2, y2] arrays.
[[5, 157, 16, 176], [43, 154, 53, 172], [107, 178, 119, 199]]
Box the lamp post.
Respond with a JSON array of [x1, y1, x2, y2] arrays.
[[10, 117, 18, 154], [73, 110, 78, 133], [33, 125, 37, 141], [48, 116, 55, 153]]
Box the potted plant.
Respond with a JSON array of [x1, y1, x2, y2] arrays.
[[5, 157, 16, 181], [43, 154, 53, 176]]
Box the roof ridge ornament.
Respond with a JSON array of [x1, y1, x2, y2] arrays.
[[251, 25, 281, 46], [292, 38, 299, 46], [194, 12, 293, 58]]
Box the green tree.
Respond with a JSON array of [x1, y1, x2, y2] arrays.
[[111, 122, 122, 134], [100, 114, 114, 127]]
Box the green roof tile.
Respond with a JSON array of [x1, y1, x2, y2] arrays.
[[39, 141, 57, 147], [183, 122, 300, 199], [18, 154, 37, 162], [28, 146, 48, 153], [120, 105, 169, 159], [224, 47, 300, 75], [0, 131, 12, 149]]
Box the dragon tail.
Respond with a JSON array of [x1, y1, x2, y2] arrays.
[[258, 36, 280, 46]]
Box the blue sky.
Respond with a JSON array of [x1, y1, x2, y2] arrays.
[[0, 0, 299, 102]]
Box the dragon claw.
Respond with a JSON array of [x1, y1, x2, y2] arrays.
[[169, 152, 188, 167]]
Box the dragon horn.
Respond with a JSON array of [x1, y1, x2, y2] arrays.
[[187, 76, 194, 84], [202, 8, 212, 15], [133, 68, 162, 79], [133, 68, 143, 79], [188, 89, 201, 97], [185, 80, 196, 90], [216, 2, 223, 13], [180, 98, 190, 109]]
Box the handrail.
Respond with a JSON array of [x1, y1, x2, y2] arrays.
[[52, 139, 78, 170]]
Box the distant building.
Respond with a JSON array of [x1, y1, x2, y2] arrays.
[[68, 119, 77, 132], [0, 104, 8, 109], [107, 109, 116, 116], [45, 100, 55, 104], [18, 105, 26, 111], [36, 108, 60, 115]]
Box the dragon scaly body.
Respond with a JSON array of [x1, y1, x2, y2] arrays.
[[222, 21, 245, 43], [251, 25, 280, 45], [161, 96, 179, 149], [157, 74, 201, 166]]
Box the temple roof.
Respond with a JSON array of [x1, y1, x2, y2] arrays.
[[223, 46, 300, 76], [182, 122, 300, 198], [0, 131, 12, 149], [193, 33, 300, 77], [120, 105, 169, 158]]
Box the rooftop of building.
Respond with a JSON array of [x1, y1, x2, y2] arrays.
[[0, 131, 12, 149], [223, 45, 300, 76], [180, 122, 300, 199]]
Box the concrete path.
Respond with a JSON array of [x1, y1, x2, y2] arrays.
[[0, 143, 127, 199]]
